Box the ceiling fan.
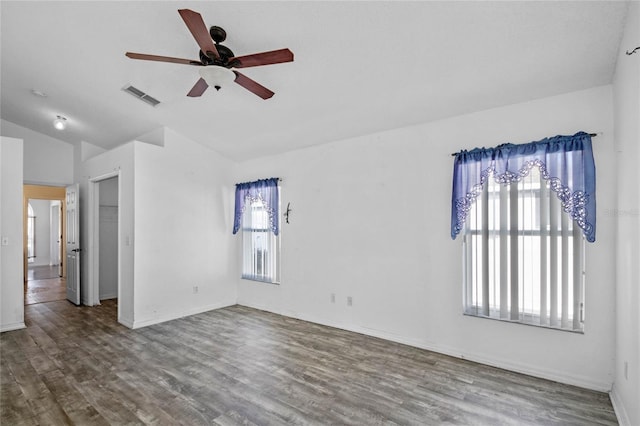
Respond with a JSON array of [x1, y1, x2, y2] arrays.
[[125, 9, 294, 100]]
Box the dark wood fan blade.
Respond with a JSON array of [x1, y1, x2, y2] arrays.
[[230, 48, 294, 68], [187, 78, 209, 97], [233, 71, 274, 99], [178, 9, 220, 59], [126, 52, 203, 66]]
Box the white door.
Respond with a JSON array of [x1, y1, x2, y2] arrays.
[[66, 184, 81, 305]]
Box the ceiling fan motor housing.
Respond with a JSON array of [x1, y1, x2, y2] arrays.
[[199, 43, 235, 66]]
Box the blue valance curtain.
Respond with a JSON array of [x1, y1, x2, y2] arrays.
[[451, 131, 596, 242], [233, 177, 280, 235]]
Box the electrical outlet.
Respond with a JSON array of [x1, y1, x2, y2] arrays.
[[1, 236, 8, 246], [193, 286, 199, 294], [347, 296, 353, 306], [331, 293, 336, 303]]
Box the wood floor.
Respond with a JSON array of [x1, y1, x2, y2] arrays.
[[1, 300, 617, 425], [25, 265, 66, 305]]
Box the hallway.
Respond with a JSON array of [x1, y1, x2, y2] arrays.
[[25, 265, 65, 305]]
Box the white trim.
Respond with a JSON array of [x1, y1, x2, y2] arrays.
[[0, 322, 26, 333], [237, 300, 612, 392], [87, 179, 99, 306], [130, 300, 237, 329], [89, 171, 121, 183], [610, 386, 631, 426], [99, 292, 118, 300]]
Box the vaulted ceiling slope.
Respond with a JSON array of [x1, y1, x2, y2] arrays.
[[0, 1, 628, 162]]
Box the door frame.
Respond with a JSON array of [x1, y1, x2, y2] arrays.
[[23, 185, 66, 285], [88, 172, 121, 319]]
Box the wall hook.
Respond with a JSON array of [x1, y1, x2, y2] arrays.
[[626, 46, 640, 56], [284, 202, 292, 224]]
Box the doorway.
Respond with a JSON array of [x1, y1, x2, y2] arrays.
[[88, 173, 120, 320], [25, 264, 65, 304], [98, 176, 119, 302], [23, 185, 66, 305]]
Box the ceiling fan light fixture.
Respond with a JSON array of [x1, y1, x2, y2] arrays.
[[199, 65, 235, 91], [53, 115, 67, 130]]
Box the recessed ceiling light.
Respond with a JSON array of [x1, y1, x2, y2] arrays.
[[31, 89, 48, 98], [53, 115, 67, 130]]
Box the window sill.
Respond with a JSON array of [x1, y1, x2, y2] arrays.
[[241, 275, 280, 285], [463, 311, 584, 334]]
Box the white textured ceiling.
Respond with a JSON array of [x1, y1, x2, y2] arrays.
[[0, 1, 628, 161]]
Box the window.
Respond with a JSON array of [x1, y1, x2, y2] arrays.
[[451, 132, 596, 333], [27, 203, 35, 263], [241, 198, 280, 283], [462, 166, 585, 331], [233, 178, 281, 284]]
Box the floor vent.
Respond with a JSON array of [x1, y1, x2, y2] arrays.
[[122, 84, 161, 107]]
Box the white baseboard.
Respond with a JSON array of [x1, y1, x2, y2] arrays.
[[424, 341, 612, 392], [99, 292, 117, 300], [236, 301, 612, 392], [131, 300, 237, 329], [610, 385, 631, 426], [118, 316, 134, 329], [1, 321, 26, 333], [237, 300, 281, 315]]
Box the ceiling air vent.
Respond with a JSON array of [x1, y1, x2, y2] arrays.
[[122, 84, 161, 107]]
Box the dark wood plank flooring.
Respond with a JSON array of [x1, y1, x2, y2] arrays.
[[1, 300, 617, 425], [25, 265, 66, 305]]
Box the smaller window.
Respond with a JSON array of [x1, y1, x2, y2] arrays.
[[27, 203, 36, 263], [241, 198, 280, 283], [233, 178, 281, 284]]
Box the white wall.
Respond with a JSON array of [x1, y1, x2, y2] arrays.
[[1, 137, 25, 332], [29, 199, 51, 266], [132, 129, 237, 328], [236, 85, 616, 392], [1, 119, 74, 186], [611, 2, 640, 425], [80, 129, 239, 328]]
